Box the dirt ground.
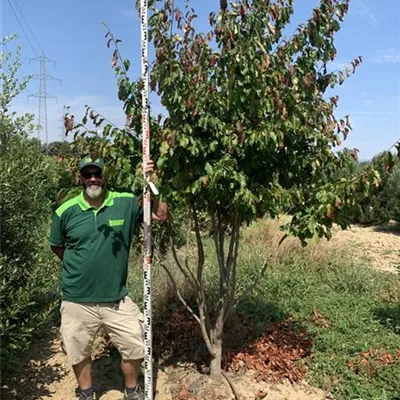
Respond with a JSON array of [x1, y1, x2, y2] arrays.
[[260, 218, 400, 275], [2, 333, 330, 400], [324, 222, 399, 274], [2, 222, 399, 400]]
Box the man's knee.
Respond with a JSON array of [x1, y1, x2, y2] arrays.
[[60, 301, 100, 365], [102, 297, 145, 360]]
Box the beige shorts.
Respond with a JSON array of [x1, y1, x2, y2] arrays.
[[60, 295, 144, 365]]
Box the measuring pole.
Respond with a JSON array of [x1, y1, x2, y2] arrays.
[[140, 0, 153, 399]]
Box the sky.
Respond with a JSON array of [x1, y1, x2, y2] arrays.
[[1, 0, 399, 160]]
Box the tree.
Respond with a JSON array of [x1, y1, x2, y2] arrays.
[[70, 0, 378, 378], [351, 151, 398, 225], [0, 36, 34, 150], [384, 164, 400, 223], [44, 140, 76, 157]]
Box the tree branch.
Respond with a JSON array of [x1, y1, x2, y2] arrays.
[[170, 238, 199, 291], [192, 201, 205, 285], [191, 200, 214, 351], [185, 203, 191, 271], [225, 210, 239, 283], [217, 208, 226, 274], [167, 222, 199, 290], [211, 208, 226, 298], [224, 211, 240, 324], [197, 292, 215, 357], [102, 22, 127, 73], [154, 227, 214, 358], [155, 253, 201, 325]]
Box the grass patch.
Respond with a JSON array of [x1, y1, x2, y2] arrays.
[[127, 219, 400, 400], [240, 249, 400, 400]]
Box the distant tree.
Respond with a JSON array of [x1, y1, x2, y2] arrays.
[[44, 140, 76, 157], [384, 165, 400, 223], [351, 151, 398, 224], [0, 36, 34, 151]]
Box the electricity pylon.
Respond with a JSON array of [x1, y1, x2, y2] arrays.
[[28, 52, 61, 144]]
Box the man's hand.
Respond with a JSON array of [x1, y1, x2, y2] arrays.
[[143, 159, 155, 175], [152, 199, 168, 222], [142, 159, 168, 221]]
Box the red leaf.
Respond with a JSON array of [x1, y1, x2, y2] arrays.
[[111, 49, 118, 68]]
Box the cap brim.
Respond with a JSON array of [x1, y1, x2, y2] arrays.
[[79, 163, 103, 172]]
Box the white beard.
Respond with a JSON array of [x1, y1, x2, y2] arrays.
[[86, 185, 103, 199]]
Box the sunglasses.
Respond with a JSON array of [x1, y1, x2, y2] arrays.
[[81, 170, 102, 179]]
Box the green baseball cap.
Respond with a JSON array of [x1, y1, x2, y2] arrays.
[[78, 153, 105, 172]]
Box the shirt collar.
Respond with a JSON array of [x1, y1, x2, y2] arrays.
[[78, 190, 114, 211]]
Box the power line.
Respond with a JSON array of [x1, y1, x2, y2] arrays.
[[6, 0, 61, 145], [6, 0, 38, 55], [12, 0, 43, 53]]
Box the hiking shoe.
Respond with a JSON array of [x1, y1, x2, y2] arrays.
[[123, 387, 144, 400], [77, 392, 96, 400]]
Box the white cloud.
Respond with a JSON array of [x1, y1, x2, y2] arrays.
[[371, 48, 400, 64], [352, 0, 379, 28], [350, 111, 398, 117]]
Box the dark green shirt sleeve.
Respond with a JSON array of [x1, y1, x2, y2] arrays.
[[49, 213, 65, 247]]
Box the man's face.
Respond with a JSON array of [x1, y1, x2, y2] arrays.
[[80, 166, 105, 199]]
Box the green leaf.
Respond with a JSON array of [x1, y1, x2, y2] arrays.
[[123, 59, 131, 71]]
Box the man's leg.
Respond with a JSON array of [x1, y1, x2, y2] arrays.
[[120, 359, 143, 388], [60, 301, 99, 398], [73, 357, 93, 390], [102, 296, 145, 393]]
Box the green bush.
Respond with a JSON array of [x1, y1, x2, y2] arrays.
[[0, 37, 63, 377], [0, 135, 62, 376], [349, 152, 399, 225], [385, 165, 400, 223]]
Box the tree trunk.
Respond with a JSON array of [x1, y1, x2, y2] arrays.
[[209, 313, 224, 378], [210, 336, 223, 378]]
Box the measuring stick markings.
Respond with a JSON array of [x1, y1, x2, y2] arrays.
[[140, 0, 153, 399]]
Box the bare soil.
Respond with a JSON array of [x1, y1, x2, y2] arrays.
[[325, 222, 399, 274], [2, 222, 398, 400], [252, 218, 400, 275], [2, 333, 329, 400]]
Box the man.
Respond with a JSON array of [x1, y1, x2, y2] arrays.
[[49, 153, 167, 400]]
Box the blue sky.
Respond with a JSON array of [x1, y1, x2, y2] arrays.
[[1, 0, 399, 160]]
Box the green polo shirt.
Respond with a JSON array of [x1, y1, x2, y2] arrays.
[[49, 191, 141, 303]]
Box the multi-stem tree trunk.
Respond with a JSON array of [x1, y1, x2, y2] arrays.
[[162, 202, 242, 379], [161, 202, 281, 379], [195, 204, 241, 378]]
